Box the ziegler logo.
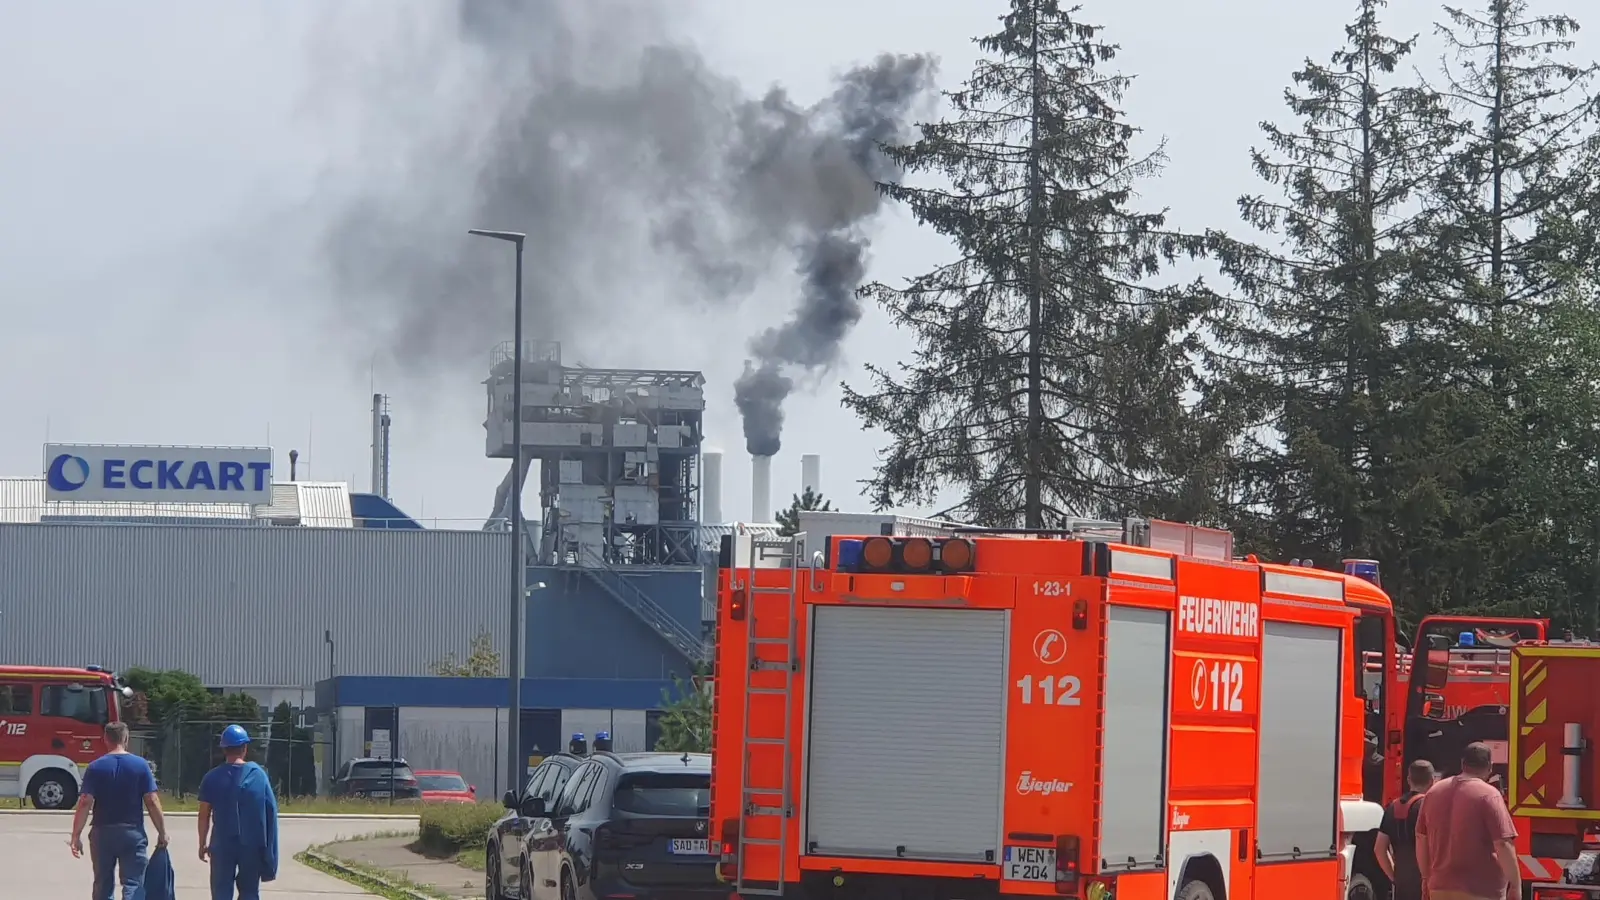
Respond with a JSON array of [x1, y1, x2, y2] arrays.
[[1016, 772, 1073, 796], [0, 720, 25, 736], [1171, 809, 1191, 829]]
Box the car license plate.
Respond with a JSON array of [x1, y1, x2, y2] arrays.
[[368, 791, 391, 798], [669, 838, 711, 855], [1003, 846, 1056, 882]]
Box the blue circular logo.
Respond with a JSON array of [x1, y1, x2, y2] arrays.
[[46, 454, 91, 492]]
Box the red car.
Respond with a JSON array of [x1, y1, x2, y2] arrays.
[[415, 769, 477, 803]]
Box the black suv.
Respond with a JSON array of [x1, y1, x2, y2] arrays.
[[488, 751, 715, 900], [331, 757, 421, 800]]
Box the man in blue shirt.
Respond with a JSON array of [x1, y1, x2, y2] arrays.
[[69, 721, 169, 900], [198, 724, 280, 900]]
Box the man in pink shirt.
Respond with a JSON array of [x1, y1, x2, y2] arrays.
[[1416, 742, 1520, 900]]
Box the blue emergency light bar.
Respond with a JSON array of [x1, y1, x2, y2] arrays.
[[1458, 631, 1476, 648], [1342, 558, 1381, 586], [837, 539, 865, 569]]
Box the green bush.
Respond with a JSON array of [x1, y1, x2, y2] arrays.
[[418, 802, 506, 856]]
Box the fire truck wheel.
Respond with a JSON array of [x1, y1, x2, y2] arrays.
[[28, 769, 77, 810], [1175, 878, 1216, 900], [1346, 871, 1379, 900]]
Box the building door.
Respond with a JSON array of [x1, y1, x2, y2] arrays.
[[363, 706, 399, 759], [520, 709, 561, 777]]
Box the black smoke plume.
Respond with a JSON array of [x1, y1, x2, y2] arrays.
[[314, 0, 935, 452], [730, 55, 934, 456]]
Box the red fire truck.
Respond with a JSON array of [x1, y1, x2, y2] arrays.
[[1357, 614, 1547, 816], [710, 518, 1406, 900], [0, 665, 133, 809]]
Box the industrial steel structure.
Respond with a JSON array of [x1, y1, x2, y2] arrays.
[[481, 340, 712, 667], [482, 340, 706, 569]]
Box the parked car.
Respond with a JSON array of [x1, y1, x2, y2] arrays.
[[331, 757, 421, 800], [415, 769, 477, 804], [486, 749, 715, 900], [488, 751, 585, 900]]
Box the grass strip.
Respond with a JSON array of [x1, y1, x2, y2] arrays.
[[298, 847, 451, 900]]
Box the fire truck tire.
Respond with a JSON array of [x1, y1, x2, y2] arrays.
[[1346, 871, 1380, 900], [1175, 878, 1217, 900], [28, 769, 78, 810]]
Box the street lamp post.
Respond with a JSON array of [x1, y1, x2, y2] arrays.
[[469, 228, 528, 798]]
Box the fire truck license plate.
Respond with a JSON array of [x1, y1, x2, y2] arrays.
[[1003, 846, 1055, 882]]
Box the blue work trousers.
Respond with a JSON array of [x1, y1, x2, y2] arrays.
[[90, 824, 149, 900], [209, 839, 264, 900]]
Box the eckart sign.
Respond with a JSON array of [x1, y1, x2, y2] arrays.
[[44, 443, 273, 505]]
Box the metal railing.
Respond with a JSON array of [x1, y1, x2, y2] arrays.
[[1361, 648, 1513, 678], [576, 548, 709, 665]]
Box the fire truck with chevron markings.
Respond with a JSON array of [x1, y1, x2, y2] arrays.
[[708, 514, 1571, 900], [1458, 639, 1600, 899]]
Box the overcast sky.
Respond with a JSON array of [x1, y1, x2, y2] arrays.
[[2, 1, 1590, 527]]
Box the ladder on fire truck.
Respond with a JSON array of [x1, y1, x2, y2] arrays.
[[732, 527, 806, 896]]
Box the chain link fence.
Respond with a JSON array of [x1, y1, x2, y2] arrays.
[[129, 718, 327, 798]]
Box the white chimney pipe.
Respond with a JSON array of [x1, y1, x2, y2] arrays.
[[752, 454, 773, 522], [702, 451, 723, 524], [801, 454, 821, 496], [370, 393, 384, 495]]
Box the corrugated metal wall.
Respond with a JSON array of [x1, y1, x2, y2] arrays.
[[526, 566, 697, 681], [0, 523, 509, 688]]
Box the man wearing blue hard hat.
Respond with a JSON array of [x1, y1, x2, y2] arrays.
[[196, 724, 280, 900]]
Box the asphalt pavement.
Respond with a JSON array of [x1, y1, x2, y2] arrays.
[[0, 810, 408, 897]]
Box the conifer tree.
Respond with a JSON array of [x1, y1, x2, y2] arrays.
[[776, 488, 831, 536], [1415, 0, 1600, 616], [844, 0, 1213, 527], [1205, 0, 1459, 613]]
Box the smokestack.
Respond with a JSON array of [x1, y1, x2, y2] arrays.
[[289, 449, 299, 482], [370, 393, 383, 495], [752, 455, 773, 523], [380, 404, 393, 500], [801, 454, 821, 496], [702, 451, 723, 524]]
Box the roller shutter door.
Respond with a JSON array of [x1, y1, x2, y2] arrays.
[[804, 605, 1008, 862], [1257, 621, 1341, 860]]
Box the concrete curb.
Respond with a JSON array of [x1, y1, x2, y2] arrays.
[[0, 809, 420, 821], [299, 848, 437, 900]]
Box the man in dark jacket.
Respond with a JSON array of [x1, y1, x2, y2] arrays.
[[1377, 759, 1436, 900], [197, 724, 280, 900]]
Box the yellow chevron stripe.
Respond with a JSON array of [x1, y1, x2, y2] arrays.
[[1525, 662, 1547, 694], [1525, 743, 1548, 779], [1522, 726, 1536, 736], [1524, 793, 1542, 806], [1527, 698, 1548, 725]]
